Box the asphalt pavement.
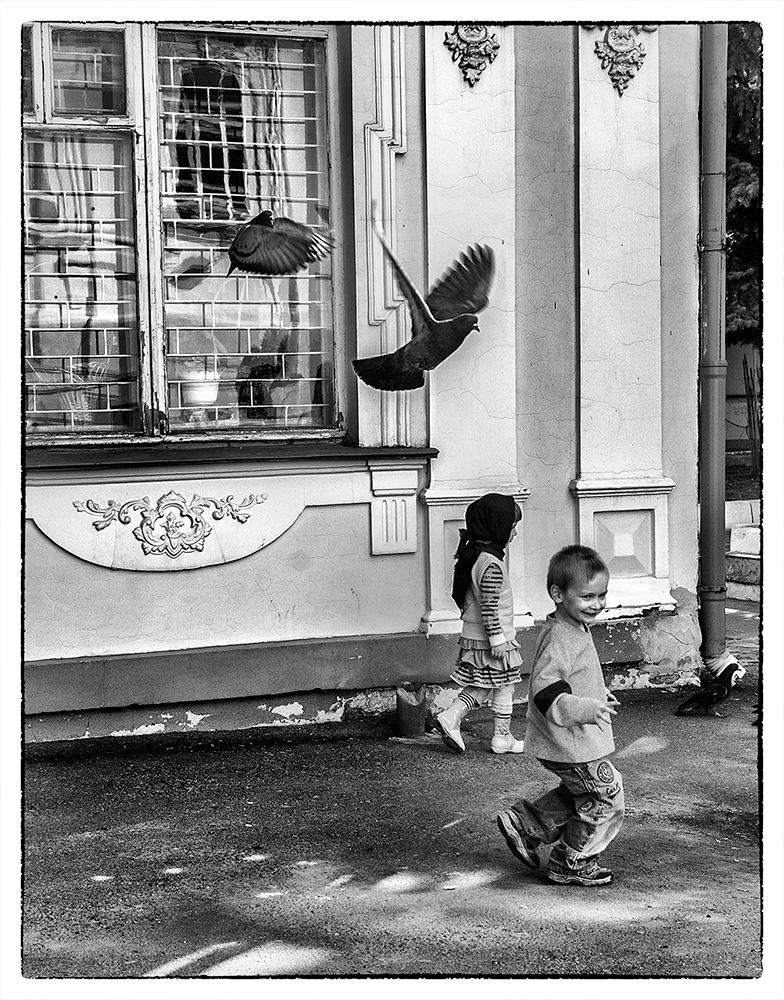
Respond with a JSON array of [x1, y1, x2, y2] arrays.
[[18, 600, 767, 985]]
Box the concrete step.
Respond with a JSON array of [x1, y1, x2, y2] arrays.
[[725, 499, 761, 526], [729, 523, 760, 556], [727, 580, 760, 602], [726, 551, 760, 585]]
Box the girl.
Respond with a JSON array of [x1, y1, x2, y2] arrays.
[[436, 493, 525, 755]]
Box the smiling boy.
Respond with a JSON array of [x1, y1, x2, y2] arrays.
[[496, 544, 624, 886]]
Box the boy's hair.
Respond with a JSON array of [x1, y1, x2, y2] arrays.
[[546, 544, 608, 595]]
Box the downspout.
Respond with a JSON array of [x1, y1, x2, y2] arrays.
[[698, 22, 728, 660], [696, 23, 745, 688]]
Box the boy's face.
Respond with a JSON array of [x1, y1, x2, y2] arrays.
[[551, 570, 610, 627]]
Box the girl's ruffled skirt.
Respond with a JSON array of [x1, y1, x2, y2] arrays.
[[451, 636, 523, 688]]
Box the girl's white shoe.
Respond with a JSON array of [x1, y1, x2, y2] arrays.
[[490, 733, 525, 754]]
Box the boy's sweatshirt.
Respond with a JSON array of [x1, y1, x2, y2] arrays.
[[524, 613, 615, 763]]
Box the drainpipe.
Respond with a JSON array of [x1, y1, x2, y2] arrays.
[[692, 18, 751, 707], [698, 22, 729, 662]]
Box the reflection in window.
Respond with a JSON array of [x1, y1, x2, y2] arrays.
[[23, 26, 34, 114], [24, 134, 140, 433], [51, 28, 126, 115], [158, 31, 335, 431]]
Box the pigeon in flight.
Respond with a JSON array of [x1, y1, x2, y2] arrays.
[[352, 222, 495, 391], [227, 210, 335, 276]]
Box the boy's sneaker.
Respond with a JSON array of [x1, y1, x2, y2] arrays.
[[496, 810, 540, 870], [547, 860, 613, 886]]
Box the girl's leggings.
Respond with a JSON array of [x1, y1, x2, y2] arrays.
[[458, 684, 515, 715]]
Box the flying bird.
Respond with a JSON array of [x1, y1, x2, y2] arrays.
[[227, 210, 335, 276], [352, 222, 495, 391]]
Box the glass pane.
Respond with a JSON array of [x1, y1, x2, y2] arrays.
[[24, 133, 141, 434], [23, 26, 34, 113], [157, 30, 334, 432], [51, 28, 126, 115]]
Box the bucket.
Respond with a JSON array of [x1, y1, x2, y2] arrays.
[[396, 682, 426, 737]]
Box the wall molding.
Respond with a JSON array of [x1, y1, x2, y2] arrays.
[[571, 479, 674, 608], [570, 477, 675, 498], [359, 24, 413, 447]]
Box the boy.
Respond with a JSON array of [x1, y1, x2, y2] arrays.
[[496, 544, 623, 886]]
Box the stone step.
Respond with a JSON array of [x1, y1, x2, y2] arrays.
[[726, 551, 760, 585], [729, 523, 761, 556], [727, 580, 760, 602], [725, 499, 761, 526]]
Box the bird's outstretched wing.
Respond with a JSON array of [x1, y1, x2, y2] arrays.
[[229, 217, 334, 275], [426, 244, 495, 321], [373, 221, 436, 338]]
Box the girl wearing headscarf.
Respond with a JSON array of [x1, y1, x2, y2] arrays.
[[436, 493, 525, 755]]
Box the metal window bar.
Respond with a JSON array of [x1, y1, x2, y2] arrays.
[[157, 29, 334, 432], [23, 132, 142, 434]]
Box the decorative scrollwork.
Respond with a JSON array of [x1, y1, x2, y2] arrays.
[[443, 24, 500, 87], [583, 24, 658, 95], [74, 490, 268, 559]]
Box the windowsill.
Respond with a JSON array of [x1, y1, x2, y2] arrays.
[[25, 434, 439, 471]]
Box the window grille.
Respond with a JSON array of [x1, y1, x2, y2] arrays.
[[23, 23, 337, 440], [24, 133, 141, 433]]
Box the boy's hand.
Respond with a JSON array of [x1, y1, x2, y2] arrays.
[[606, 692, 621, 709], [593, 698, 618, 726], [489, 642, 508, 660]]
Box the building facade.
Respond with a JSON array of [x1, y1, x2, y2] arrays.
[[24, 22, 704, 741]]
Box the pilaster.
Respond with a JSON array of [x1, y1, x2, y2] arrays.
[[576, 26, 673, 610], [352, 24, 426, 447], [420, 25, 524, 631]]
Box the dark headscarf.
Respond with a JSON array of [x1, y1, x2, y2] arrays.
[[451, 493, 521, 609]]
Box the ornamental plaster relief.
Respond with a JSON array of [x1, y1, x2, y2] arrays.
[[28, 478, 305, 571], [443, 25, 500, 87], [582, 25, 658, 96]]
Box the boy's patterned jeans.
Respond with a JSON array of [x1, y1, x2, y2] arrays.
[[510, 756, 624, 869]]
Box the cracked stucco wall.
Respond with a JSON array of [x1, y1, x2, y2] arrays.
[[514, 25, 701, 621], [25, 503, 427, 660], [659, 23, 701, 595], [514, 25, 579, 618]]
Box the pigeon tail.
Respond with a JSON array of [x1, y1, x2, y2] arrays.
[[352, 353, 425, 391]]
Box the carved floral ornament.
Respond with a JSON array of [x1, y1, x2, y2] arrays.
[[443, 24, 500, 87], [74, 490, 267, 559], [582, 24, 658, 95]]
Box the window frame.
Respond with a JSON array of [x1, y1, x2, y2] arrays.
[[24, 20, 347, 448]]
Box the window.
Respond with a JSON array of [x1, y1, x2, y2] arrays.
[[23, 23, 339, 440]]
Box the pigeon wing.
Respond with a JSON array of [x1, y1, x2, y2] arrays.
[[425, 244, 495, 321], [374, 222, 436, 339], [272, 217, 335, 263], [229, 218, 334, 275]]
